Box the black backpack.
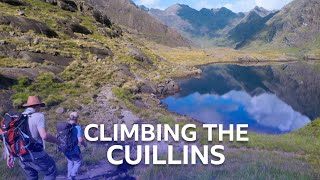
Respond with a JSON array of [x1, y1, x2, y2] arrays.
[[1, 112, 43, 160], [56, 122, 77, 153]]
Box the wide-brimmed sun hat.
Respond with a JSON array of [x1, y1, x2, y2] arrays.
[[22, 96, 46, 108]]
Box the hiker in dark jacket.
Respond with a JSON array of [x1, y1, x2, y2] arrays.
[[6, 96, 61, 180], [64, 112, 87, 180]]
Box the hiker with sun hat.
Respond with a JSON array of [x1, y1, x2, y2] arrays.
[[5, 96, 62, 180]]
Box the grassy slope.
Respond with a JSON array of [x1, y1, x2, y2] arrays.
[[137, 118, 320, 180]]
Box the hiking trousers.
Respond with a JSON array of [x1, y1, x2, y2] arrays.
[[19, 153, 57, 180], [66, 154, 82, 179]]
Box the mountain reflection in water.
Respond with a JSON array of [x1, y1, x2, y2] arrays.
[[163, 91, 310, 134], [162, 63, 320, 134]]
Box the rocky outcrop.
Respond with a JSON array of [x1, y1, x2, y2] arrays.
[[69, 23, 92, 34], [57, 19, 94, 36], [126, 46, 152, 65], [140, 79, 180, 96], [0, 16, 58, 38], [57, 0, 77, 12], [0, 75, 15, 114], [157, 80, 180, 95], [17, 51, 73, 66], [0, 0, 25, 6], [82, 46, 114, 60], [249, 0, 320, 48], [0, 66, 63, 80], [92, 10, 112, 27]]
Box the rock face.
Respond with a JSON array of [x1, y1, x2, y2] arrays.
[[0, 75, 15, 115], [86, 0, 190, 47], [0, 16, 58, 38], [92, 10, 112, 27], [253, 0, 320, 48]]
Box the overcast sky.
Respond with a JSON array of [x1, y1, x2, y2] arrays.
[[133, 0, 293, 12]]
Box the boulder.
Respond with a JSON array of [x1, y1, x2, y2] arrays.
[[140, 80, 157, 94], [0, 16, 58, 38], [0, 0, 26, 6], [55, 107, 65, 114], [0, 42, 17, 57], [0, 40, 6, 45], [126, 46, 152, 65], [17, 9, 25, 16], [57, 0, 77, 12], [92, 10, 112, 27], [69, 23, 91, 34], [157, 80, 180, 95], [17, 51, 73, 66], [134, 100, 147, 108], [83, 46, 114, 59], [76, 0, 93, 13]]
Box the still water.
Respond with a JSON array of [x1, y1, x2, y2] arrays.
[[162, 63, 320, 134]]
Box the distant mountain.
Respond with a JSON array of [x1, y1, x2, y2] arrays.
[[228, 7, 278, 49], [149, 4, 243, 38], [249, 0, 320, 49], [87, 0, 190, 47], [148, 4, 275, 48]]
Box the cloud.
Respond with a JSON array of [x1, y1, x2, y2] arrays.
[[163, 90, 310, 133], [223, 91, 311, 132]]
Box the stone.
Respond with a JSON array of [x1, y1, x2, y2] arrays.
[[163, 80, 180, 94], [84, 46, 114, 59], [55, 107, 65, 114], [69, 23, 92, 34], [17, 9, 25, 16], [134, 100, 147, 108], [140, 80, 157, 94], [0, 16, 58, 38], [57, 0, 78, 12], [9, 31, 15, 36], [0, 40, 6, 45], [33, 37, 42, 45], [126, 46, 152, 65]]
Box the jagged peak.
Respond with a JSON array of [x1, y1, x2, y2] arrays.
[[251, 6, 271, 17]]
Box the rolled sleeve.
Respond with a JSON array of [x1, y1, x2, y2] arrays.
[[36, 113, 46, 130]]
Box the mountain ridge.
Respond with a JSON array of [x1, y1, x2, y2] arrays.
[[87, 0, 190, 47], [147, 0, 320, 52]]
